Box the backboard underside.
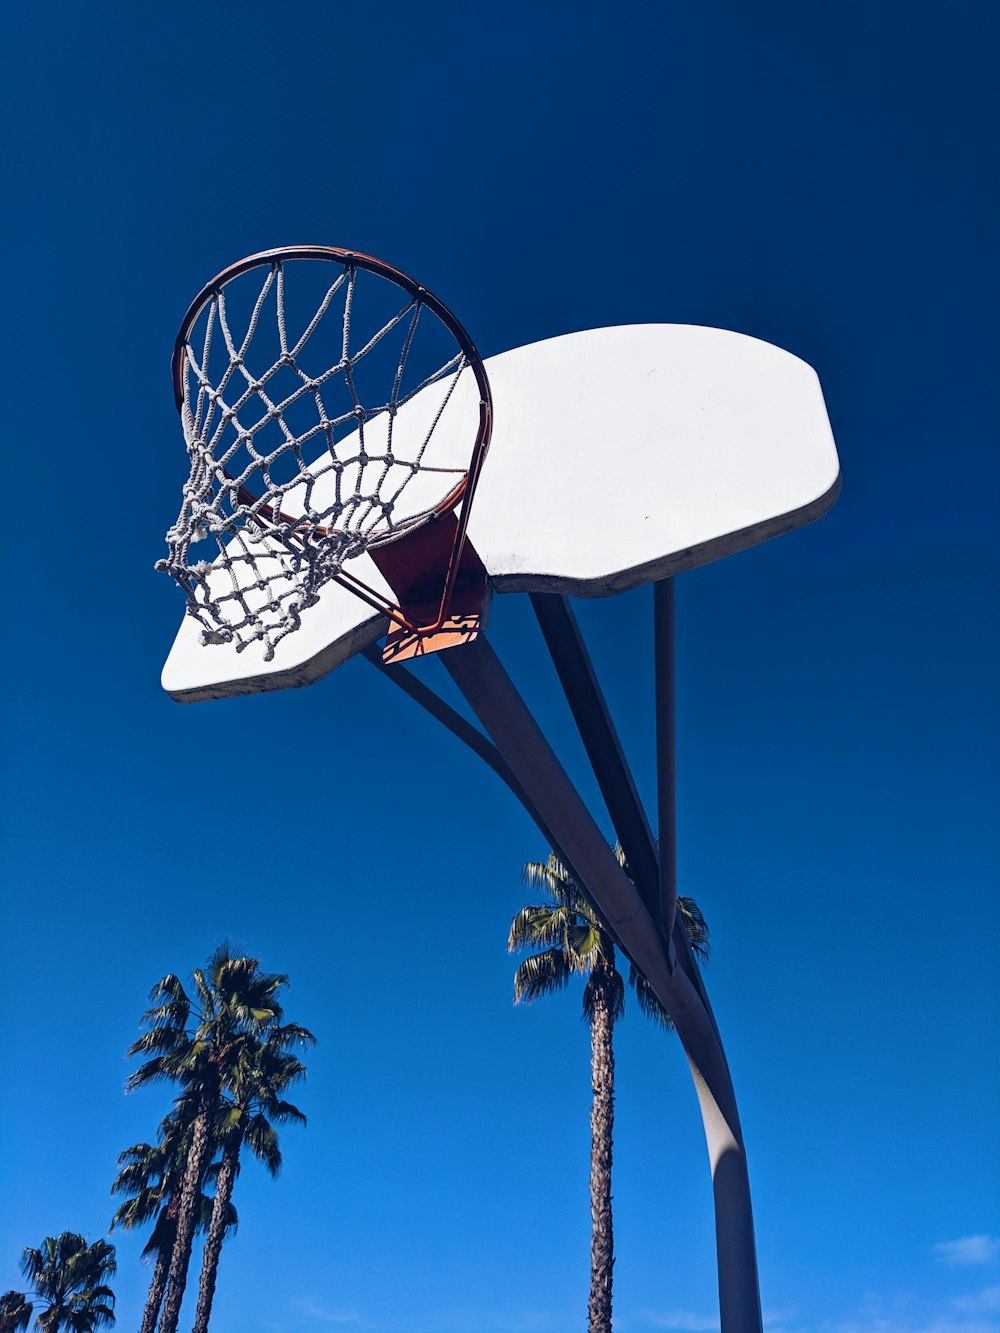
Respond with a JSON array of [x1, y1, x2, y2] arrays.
[[162, 323, 840, 702]]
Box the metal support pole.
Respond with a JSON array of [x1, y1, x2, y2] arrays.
[[528, 594, 719, 1021], [654, 579, 678, 941], [441, 635, 763, 1333], [529, 593, 661, 925]]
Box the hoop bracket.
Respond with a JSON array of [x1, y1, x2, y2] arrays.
[[370, 514, 491, 664]]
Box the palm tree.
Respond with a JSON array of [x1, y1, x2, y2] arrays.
[[0, 1233, 116, 1332], [508, 851, 709, 1333], [110, 1104, 235, 1333], [126, 946, 292, 1333], [0, 1291, 33, 1332], [192, 1025, 313, 1333]]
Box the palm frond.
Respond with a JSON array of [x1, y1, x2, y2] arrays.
[[512, 948, 572, 1004], [629, 965, 675, 1029], [523, 854, 604, 924], [245, 1114, 282, 1174], [582, 966, 626, 1026], [265, 1098, 307, 1126], [521, 854, 574, 902], [76, 1238, 116, 1281], [0, 1290, 33, 1331], [113, 1142, 158, 1170], [125, 1027, 190, 1059], [270, 1022, 317, 1049], [220, 1103, 243, 1134], [507, 904, 574, 952], [140, 1208, 176, 1262], [190, 966, 214, 1015], [18, 1245, 44, 1286], [565, 922, 609, 966], [82, 1285, 116, 1305], [145, 973, 188, 1006], [124, 1051, 191, 1093], [677, 895, 710, 960], [136, 999, 189, 1030], [110, 1185, 165, 1231]]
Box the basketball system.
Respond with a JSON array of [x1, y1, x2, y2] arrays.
[[158, 247, 841, 1332]]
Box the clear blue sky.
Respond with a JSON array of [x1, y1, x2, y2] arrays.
[[1, 3, 997, 1331]]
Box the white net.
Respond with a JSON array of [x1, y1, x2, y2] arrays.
[[158, 257, 479, 661]]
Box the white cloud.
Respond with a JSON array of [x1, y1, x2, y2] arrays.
[[637, 1312, 719, 1331], [827, 1317, 1000, 1332], [822, 1291, 1000, 1333], [289, 1306, 563, 1333], [636, 1305, 795, 1332], [761, 1309, 799, 1333], [294, 1300, 367, 1325], [953, 1289, 1000, 1316], [934, 1237, 1000, 1268]]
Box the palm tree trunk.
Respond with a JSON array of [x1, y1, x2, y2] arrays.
[[191, 1135, 240, 1333], [140, 1245, 170, 1333], [588, 972, 615, 1333], [158, 1103, 214, 1333]]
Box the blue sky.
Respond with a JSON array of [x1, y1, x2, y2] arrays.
[[1, 2, 997, 1331]]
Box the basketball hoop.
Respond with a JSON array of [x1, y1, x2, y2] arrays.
[[157, 246, 493, 664]]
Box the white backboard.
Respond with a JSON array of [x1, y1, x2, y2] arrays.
[[162, 323, 840, 701]]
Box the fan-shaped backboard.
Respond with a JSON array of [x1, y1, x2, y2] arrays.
[[161, 324, 840, 702]]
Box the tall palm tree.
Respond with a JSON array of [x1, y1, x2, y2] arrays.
[[126, 946, 291, 1333], [110, 1105, 235, 1333], [0, 1233, 116, 1332], [508, 851, 709, 1333], [192, 1025, 313, 1333]]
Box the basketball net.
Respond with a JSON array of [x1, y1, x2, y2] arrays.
[[158, 248, 492, 663]]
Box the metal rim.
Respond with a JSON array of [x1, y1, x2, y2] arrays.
[[171, 244, 491, 416], [170, 244, 494, 637]]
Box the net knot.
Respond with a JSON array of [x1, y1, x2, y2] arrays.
[[199, 627, 234, 647], [321, 529, 369, 566]]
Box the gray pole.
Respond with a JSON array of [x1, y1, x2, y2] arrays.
[[441, 635, 763, 1333], [654, 578, 678, 941], [527, 593, 724, 1029]]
